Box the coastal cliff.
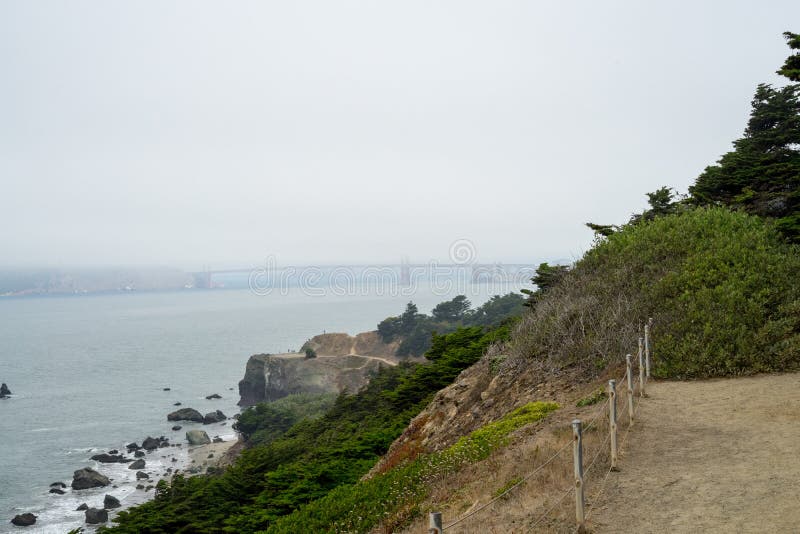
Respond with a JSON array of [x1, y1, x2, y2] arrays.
[[238, 331, 401, 407]]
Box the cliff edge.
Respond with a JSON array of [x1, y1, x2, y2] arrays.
[[238, 331, 402, 407]]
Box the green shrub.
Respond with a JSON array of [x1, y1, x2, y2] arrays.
[[576, 388, 606, 407], [234, 393, 335, 447], [513, 207, 800, 378]]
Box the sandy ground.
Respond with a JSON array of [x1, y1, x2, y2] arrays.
[[186, 439, 238, 472], [588, 373, 800, 533]]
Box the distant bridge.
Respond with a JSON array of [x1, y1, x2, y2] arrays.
[[190, 263, 535, 290]]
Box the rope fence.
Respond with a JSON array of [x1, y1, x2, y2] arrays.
[[427, 318, 655, 534]]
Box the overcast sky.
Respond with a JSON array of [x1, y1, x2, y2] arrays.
[[1, 1, 797, 270]]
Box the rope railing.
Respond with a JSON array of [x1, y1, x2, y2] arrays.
[[427, 318, 655, 534], [441, 437, 573, 530]]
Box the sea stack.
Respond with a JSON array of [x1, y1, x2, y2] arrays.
[[0, 383, 11, 398]]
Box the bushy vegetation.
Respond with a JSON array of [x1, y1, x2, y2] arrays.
[[104, 323, 513, 533], [265, 401, 558, 533], [233, 393, 335, 447], [513, 207, 800, 378], [378, 293, 525, 356]]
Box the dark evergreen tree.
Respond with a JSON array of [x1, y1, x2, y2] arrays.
[[690, 33, 800, 240], [585, 222, 617, 237], [431, 295, 470, 322], [777, 31, 800, 81], [521, 262, 570, 308], [399, 302, 420, 334]]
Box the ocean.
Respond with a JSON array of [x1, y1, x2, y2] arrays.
[[0, 282, 523, 533]]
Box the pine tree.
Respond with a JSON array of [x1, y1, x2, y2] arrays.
[[690, 33, 800, 240]]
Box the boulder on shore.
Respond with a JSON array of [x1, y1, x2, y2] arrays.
[[0, 383, 11, 398], [10, 513, 36, 526], [128, 459, 145, 470], [103, 494, 121, 509], [71, 467, 110, 490], [85, 508, 108, 524], [167, 408, 204, 423], [202, 410, 226, 424], [186, 429, 211, 445]]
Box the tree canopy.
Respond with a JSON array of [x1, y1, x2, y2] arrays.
[[690, 33, 800, 240]]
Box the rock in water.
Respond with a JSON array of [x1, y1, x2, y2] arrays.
[[141, 436, 161, 450], [128, 459, 145, 470], [205, 393, 221, 399], [0, 383, 11, 397], [103, 494, 121, 509], [202, 410, 226, 424], [171, 425, 182, 431], [134, 450, 145, 458], [76, 503, 88, 511], [71, 467, 110, 490], [10, 513, 36, 526], [167, 408, 204, 423], [49, 488, 65, 495], [85, 508, 108, 524], [50, 481, 66, 488], [91, 453, 126, 463], [185, 430, 211, 445], [135, 471, 149, 480]]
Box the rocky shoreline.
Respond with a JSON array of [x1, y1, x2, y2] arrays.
[[8, 396, 239, 530]]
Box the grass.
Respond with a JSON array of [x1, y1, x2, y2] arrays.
[[576, 388, 606, 407]]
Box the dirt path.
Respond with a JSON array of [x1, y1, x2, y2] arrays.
[[589, 373, 800, 533], [349, 354, 398, 367]]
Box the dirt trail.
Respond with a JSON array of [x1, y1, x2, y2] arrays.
[[590, 373, 800, 533]]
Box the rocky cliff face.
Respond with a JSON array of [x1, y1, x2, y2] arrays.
[[300, 330, 400, 358], [238, 331, 404, 407]]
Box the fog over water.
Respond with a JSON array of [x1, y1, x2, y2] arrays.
[[2, 1, 799, 269]]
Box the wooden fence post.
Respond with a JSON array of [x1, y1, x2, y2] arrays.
[[428, 512, 442, 534], [638, 336, 644, 379], [572, 420, 585, 533], [608, 379, 618, 471], [626, 354, 634, 426], [645, 321, 652, 379], [638, 347, 646, 398]]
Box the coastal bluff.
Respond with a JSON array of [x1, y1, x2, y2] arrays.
[[238, 331, 402, 407]]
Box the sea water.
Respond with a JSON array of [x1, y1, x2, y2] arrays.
[[0, 282, 523, 532]]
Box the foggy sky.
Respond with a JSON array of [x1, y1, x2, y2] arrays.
[[1, 1, 797, 270]]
